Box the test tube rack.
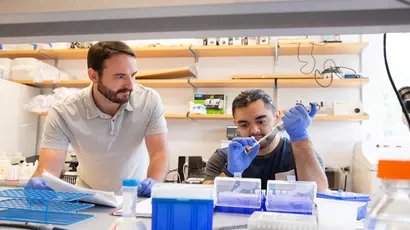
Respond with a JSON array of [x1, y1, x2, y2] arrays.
[[0, 189, 95, 225]]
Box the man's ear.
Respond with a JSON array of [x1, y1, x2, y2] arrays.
[[88, 68, 98, 83], [275, 110, 282, 124]]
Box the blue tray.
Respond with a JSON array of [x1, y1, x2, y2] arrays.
[[0, 189, 93, 202], [0, 209, 94, 226], [0, 199, 94, 213]]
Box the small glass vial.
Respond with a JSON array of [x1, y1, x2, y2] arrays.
[[122, 179, 139, 218]]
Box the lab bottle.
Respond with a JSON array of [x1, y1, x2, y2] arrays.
[[122, 179, 139, 218], [365, 159, 410, 230]]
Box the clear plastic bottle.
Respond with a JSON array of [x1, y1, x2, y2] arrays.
[[365, 159, 410, 230], [122, 179, 139, 218]]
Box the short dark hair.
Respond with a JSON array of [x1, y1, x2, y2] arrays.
[[87, 41, 136, 76], [232, 89, 276, 116]]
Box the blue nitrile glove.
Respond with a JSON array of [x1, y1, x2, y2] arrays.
[[228, 137, 260, 175], [138, 178, 156, 197], [282, 103, 318, 142], [24, 177, 53, 191]]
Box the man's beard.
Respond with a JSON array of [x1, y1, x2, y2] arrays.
[[97, 81, 133, 104], [250, 132, 275, 149]]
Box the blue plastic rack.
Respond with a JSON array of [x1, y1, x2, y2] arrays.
[[0, 189, 95, 225]]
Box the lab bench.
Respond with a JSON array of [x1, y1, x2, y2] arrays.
[[0, 187, 365, 230]]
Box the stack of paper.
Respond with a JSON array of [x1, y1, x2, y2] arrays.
[[112, 198, 152, 218], [42, 171, 120, 207]]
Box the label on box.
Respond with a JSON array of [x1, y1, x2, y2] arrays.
[[194, 94, 226, 114]]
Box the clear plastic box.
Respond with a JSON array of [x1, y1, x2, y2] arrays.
[[266, 180, 317, 214], [248, 211, 318, 230], [214, 177, 262, 209]]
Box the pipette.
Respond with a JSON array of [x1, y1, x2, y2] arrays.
[[244, 122, 285, 153], [244, 103, 315, 153]]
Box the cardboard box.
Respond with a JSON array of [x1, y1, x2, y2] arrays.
[[194, 94, 226, 114]]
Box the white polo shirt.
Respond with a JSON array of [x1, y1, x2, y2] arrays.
[[41, 84, 168, 193]]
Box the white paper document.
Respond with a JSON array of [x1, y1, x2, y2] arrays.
[[112, 198, 152, 218], [42, 171, 119, 207]]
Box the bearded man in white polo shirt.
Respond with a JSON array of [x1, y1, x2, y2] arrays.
[[24, 41, 169, 197]]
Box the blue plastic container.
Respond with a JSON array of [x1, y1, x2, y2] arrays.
[[316, 190, 370, 220], [152, 198, 213, 230], [151, 184, 214, 230]]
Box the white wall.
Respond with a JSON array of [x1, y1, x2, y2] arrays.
[[0, 79, 40, 157], [32, 35, 367, 190]]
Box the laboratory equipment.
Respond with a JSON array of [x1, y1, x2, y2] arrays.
[[317, 190, 370, 220], [151, 183, 214, 230], [188, 101, 206, 115], [266, 180, 317, 214], [364, 159, 410, 230], [353, 138, 410, 199], [333, 100, 363, 115], [316, 198, 365, 230], [214, 177, 262, 209], [0, 189, 94, 225], [109, 179, 147, 230], [248, 211, 318, 230], [245, 122, 285, 153]]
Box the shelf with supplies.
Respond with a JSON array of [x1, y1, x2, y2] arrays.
[[12, 77, 368, 89], [0, 42, 368, 60], [232, 74, 315, 79], [34, 111, 369, 121]]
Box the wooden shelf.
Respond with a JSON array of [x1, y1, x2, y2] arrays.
[[190, 79, 276, 88], [133, 46, 192, 58], [39, 46, 193, 59], [314, 114, 369, 121], [135, 79, 190, 88], [277, 78, 369, 88], [188, 114, 233, 119], [165, 113, 187, 118], [279, 42, 369, 56], [191, 45, 276, 57], [0, 50, 46, 59], [135, 66, 196, 79], [0, 43, 368, 60], [232, 74, 315, 79], [12, 79, 191, 88]]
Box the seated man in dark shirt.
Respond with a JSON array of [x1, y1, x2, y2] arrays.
[[204, 89, 328, 192]]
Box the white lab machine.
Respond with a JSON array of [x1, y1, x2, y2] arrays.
[[353, 138, 410, 199]]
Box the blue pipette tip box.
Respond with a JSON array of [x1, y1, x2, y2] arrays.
[[317, 190, 370, 220], [0, 189, 95, 225], [151, 183, 214, 230]]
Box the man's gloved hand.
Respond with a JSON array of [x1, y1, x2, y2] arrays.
[[24, 177, 53, 190], [227, 137, 260, 175], [282, 103, 318, 142], [138, 178, 156, 197]]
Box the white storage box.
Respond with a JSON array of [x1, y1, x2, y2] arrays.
[[0, 58, 12, 80], [11, 58, 60, 83]]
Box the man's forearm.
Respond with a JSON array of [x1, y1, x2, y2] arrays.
[[292, 138, 328, 192], [147, 151, 169, 182]]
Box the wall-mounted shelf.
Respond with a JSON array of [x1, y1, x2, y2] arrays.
[[191, 45, 276, 57], [33, 112, 369, 121], [0, 50, 46, 60], [189, 79, 276, 88], [0, 42, 368, 60], [279, 42, 368, 56], [232, 74, 315, 79], [12, 78, 369, 89], [135, 66, 197, 79], [12, 79, 191, 88], [277, 78, 369, 88]]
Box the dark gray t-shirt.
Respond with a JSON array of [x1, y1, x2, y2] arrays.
[[205, 137, 325, 189]]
